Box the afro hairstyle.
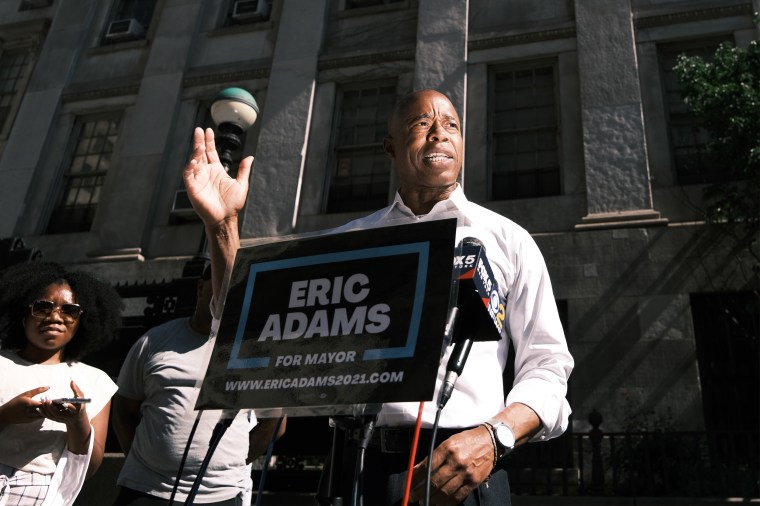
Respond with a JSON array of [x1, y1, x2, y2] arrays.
[[0, 261, 123, 362]]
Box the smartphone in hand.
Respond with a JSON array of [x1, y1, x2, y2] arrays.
[[52, 398, 91, 404]]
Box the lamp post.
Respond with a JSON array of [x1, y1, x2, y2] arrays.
[[209, 87, 259, 171], [196, 87, 259, 254]]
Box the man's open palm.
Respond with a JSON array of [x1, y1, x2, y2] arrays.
[[183, 127, 252, 225]]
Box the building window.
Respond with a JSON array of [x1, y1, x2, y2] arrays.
[[46, 115, 121, 234], [659, 38, 730, 185], [103, 0, 156, 44], [325, 83, 396, 214], [0, 49, 35, 137], [227, 0, 272, 25], [490, 63, 560, 200]]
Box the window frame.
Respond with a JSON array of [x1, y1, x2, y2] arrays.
[[0, 45, 37, 140], [488, 59, 562, 201], [323, 80, 397, 214], [657, 36, 733, 186], [45, 112, 122, 235]]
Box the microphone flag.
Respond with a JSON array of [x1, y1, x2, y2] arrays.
[[452, 238, 506, 342]]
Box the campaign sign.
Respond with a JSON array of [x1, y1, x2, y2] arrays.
[[195, 218, 457, 415]]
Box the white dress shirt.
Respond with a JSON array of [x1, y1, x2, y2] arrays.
[[333, 185, 574, 441]]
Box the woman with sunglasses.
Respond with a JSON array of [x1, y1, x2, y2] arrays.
[[0, 261, 122, 506]]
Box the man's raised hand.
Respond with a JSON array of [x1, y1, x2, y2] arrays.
[[183, 127, 252, 227]]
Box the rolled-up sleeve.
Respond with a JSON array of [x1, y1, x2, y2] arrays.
[[504, 233, 574, 441]]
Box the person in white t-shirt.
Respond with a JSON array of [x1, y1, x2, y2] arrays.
[[112, 264, 285, 506], [0, 261, 122, 506]]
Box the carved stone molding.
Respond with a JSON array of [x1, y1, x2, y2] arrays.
[[318, 48, 415, 70], [183, 65, 271, 88], [61, 82, 141, 103], [0, 18, 49, 51], [635, 3, 754, 29], [575, 209, 669, 231], [468, 27, 576, 52]]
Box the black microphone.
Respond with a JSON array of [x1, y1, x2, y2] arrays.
[[438, 238, 505, 409], [438, 321, 473, 409]]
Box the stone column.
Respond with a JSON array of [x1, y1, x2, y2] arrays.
[[414, 0, 468, 185], [239, 0, 327, 239], [414, 0, 468, 123], [0, 1, 97, 237], [574, 0, 667, 230], [90, 0, 206, 260]]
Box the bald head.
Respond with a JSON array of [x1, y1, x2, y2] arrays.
[[388, 89, 459, 131], [383, 89, 463, 215]]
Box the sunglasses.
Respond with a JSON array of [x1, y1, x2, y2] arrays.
[[29, 300, 84, 323]]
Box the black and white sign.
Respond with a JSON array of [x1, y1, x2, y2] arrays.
[[195, 219, 457, 415]]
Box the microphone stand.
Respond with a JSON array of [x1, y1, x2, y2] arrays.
[[322, 422, 343, 506], [184, 411, 237, 505], [168, 411, 202, 506], [425, 289, 480, 505], [321, 413, 377, 506], [352, 415, 376, 506], [255, 415, 285, 506]]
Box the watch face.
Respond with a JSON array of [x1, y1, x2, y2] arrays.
[[495, 424, 515, 448]]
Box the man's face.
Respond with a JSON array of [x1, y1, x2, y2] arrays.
[[384, 90, 463, 193]]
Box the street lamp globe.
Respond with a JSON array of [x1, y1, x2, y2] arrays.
[[210, 87, 259, 170]]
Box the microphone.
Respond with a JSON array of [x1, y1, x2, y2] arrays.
[[438, 324, 473, 409], [438, 238, 506, 409]]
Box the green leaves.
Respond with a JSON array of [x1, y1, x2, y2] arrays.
[[674, 39, 760, 229]]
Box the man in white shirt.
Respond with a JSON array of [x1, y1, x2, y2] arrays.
[[182, 89, 573, 505]]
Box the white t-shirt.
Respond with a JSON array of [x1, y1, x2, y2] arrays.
[[333, 185, 574, 441], [0, 349, 117, 474], [116, 317, 254, 503]]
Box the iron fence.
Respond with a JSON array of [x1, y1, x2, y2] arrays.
[[506, 428, 759, 499]]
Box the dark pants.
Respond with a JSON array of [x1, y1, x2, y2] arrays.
[[316, 424, 511, 505], [113, 486, 243, 506]]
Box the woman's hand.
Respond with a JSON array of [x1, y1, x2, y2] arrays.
[[48, 380, 93, 455], [0, 386, 49, 425], [37, 381, 88, 428]]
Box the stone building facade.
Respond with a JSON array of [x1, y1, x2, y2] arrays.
[[0, 0, 757, 435]]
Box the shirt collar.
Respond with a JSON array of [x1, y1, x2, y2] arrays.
[[389, 183, 467, 218]]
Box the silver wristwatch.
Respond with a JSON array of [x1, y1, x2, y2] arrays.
[[486, 418, 516, 459]]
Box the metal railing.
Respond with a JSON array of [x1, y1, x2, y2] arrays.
[[506, 418, 759, 499], [251, 415, 759, 499]]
